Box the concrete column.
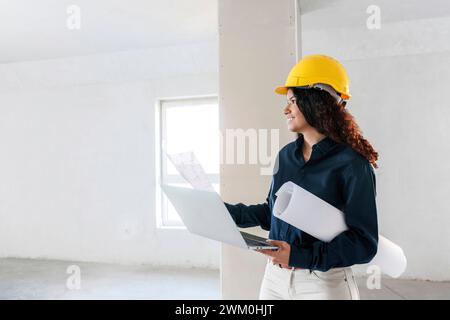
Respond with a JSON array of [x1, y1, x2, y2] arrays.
[[218, 0, 298, 299]]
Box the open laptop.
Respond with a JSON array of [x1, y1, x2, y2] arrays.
[[161, 184, 278, 250]]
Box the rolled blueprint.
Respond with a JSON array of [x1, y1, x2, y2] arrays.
[[368, 236, 407, 278], [273, 181, 407, 278]]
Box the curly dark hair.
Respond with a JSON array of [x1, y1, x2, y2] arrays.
[[291, 87, 379, 169]]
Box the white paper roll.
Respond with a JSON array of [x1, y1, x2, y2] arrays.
[[369, 236, 408, 278], [274, 181, 407, 278]]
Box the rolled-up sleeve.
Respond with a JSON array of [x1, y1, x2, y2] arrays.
[[289, 159, 379, 271], [223, 181, 273, 231]]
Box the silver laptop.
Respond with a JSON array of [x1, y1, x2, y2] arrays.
[[161, 184, 278, 250]]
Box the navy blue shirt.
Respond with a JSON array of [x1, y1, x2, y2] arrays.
[[224, 135, 378, 272]]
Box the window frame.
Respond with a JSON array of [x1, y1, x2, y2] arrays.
[[155, 95, 219, 228]]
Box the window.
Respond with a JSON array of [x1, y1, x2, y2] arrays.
[[156, 96, 220, 228]]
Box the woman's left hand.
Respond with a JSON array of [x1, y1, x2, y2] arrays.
[[256, 240, 291, 268]]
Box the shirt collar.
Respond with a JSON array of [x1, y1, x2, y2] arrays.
[[295, 134, 338, 159]]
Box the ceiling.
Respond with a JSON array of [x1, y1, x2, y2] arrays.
[[300, 0, 450, 29], [2, 0, 449, 64], [0, 0, 217, 63]]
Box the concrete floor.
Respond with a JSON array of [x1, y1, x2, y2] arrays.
[[0, 258, 449, 300]]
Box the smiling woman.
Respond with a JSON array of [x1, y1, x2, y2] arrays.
[[224, 54, 379, 300]]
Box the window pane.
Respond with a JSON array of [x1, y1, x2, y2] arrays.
[[160, 98, 220, 227], [165, 103, 219, 174]]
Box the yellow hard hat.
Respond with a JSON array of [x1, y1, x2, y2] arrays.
[[275, 54, 351, 100]]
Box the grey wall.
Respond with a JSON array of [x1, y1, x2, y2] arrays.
[[0, 42, 221, 268]]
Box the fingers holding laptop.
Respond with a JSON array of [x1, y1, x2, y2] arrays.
[[256, 240, 291, 268]]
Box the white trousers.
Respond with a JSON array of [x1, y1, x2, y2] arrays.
[[259, 259, 360, 300]]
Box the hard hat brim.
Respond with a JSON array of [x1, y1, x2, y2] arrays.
[[275, 86, 289, 95], [275, 85, 351, 100]]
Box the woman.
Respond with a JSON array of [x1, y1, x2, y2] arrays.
[[224, 54, 379, 300]]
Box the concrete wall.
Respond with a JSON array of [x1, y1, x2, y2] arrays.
[[219, 0, 297, 299], [300, 0, 450, 281], [0, 42, 221, 268]]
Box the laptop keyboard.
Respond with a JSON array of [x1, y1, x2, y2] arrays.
[[240, 231, 273, 247], [245, 238, 270, 247]]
